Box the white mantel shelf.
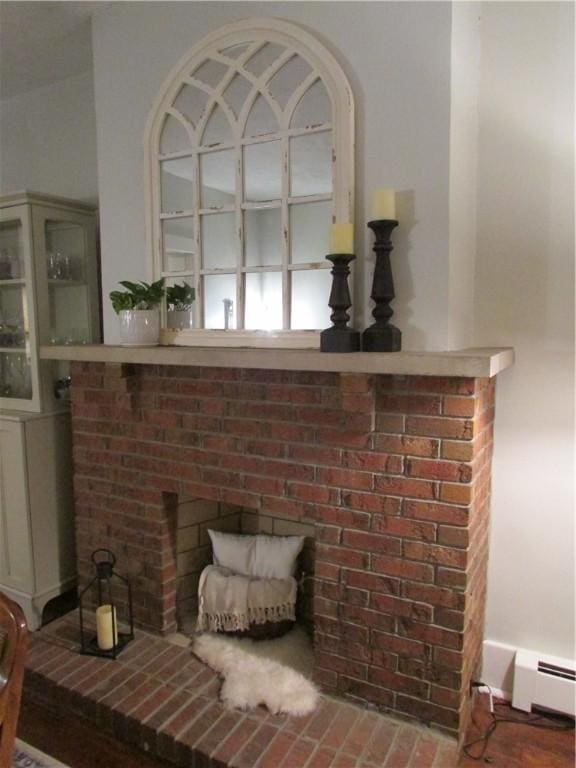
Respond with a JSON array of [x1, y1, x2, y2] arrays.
[[40, 345, 514, 378]]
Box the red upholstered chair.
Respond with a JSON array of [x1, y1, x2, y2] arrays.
[[0, 592, 28, 768]]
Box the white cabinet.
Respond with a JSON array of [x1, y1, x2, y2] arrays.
[[0, 411, 75, 629], [0, 192, 100, 628]]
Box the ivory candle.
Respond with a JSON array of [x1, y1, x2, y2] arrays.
[[371, 189, 396, 220], [96, 604, 118, 651], [330, 222, 354, 254]]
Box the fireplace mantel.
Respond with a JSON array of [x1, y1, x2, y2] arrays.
[[41, 344, 513, 378]]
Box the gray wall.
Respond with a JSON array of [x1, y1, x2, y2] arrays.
[[0, 71, 98, 204]]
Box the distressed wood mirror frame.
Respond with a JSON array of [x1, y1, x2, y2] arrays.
[[145, 17, 354, 347]]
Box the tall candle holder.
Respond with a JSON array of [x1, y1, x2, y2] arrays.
[[362, 219, 401, 352], [320, 253, 360, 353]]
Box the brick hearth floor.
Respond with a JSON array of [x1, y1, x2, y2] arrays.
[[25, 613, 459, 768]]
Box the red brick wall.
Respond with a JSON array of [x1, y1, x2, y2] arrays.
[[70, 361, 495, 740]]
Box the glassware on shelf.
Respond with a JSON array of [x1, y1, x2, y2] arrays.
[[0, 248, 20, 279], [0, 250, 10, 279], [47, 250, 73, 280], [1, 353, 32, 399], [0, 322, 25, 348]]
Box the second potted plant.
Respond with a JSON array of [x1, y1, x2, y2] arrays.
[[110, 278, 165, 345], [166, 282, 195, 330]]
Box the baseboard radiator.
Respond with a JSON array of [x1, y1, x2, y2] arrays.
[[513, 649, 576, 716]]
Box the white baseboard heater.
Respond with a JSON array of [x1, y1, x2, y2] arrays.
[[513, 649, 576, 716]]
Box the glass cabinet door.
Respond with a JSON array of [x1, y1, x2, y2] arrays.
[[43, 218, 96, 346], [0, 211, 36, 408]]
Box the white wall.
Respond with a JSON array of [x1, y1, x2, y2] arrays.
[[448, 2, 480, 349], [475, 2, 575, 685], [0, 71, 98, 204], [91, 1, 453, 345]]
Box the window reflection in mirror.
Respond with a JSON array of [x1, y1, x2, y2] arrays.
[[290, 200, 331, 264], [162, 217, 195, 272], [245, 272, 282, 329], [204, 273, 236, 329], [201, 212, 236, 270], [244, 141, 282, 202], [291, 268, 332, 329], [200, 150, 235, 208], [290, 132, 332, 197], [244, 208, 282, 267], [161, 158, 194, 213]]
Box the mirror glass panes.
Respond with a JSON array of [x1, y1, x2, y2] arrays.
[[290, 132, 332, 197], [202, 105, 233, 146], [244, 141, 281, 202], [245, 272, 282, 329], [244, 208, 282, 267], [160, 115, 190, 155], [290, 200, 331, 264], [244, 43, 286, 77], [200, 150, 235, 208], [152, 24, 352, 332], [244, 95, 278, 138], [223, 74, 253, 118], [291, 269, 332, 330], [173, 85, 209, 127], [204, 273, 236, 329], [291, 80, 332, 129], [45, 220, 91, 345], [161, 158, 194, 213], [162, 217, 195, 272], [268, 55, 312, 109], [219, 43, 252, 60], [202, 212, 236, 269], [193, 59, 228, 88], [0, 220, 24, 280]]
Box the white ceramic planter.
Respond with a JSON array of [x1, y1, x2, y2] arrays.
[[118, 309, 160, 346], [167, 309, 193, 330]]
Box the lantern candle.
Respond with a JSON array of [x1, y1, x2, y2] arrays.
[[371, 189, 396, 221], [330, 222, 354, 254], [96, 604, 118, 650]]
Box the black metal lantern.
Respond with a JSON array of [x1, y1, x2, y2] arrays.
[[79, 549, 134, 659]]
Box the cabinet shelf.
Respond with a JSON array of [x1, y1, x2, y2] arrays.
[[48, 279, 87, 287], [0, 279, 26, 287], [0, 346, 28, 355]]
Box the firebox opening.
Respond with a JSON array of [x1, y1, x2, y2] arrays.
[[174, 494, 316, 638]]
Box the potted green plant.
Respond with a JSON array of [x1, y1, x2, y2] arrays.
[[166, 282, 195, 330], [110, 278, 165, 345]]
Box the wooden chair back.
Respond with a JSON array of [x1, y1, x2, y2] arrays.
[[0, 592, 28, 768]]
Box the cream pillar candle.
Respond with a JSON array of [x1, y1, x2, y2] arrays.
[[330, 222, 354, 253], [96, 604, 118, 650], [371, 189, 396, 220]]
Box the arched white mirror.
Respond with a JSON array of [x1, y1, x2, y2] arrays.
[[145, 18, 354, 344]]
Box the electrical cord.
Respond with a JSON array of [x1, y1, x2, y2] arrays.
[[463, 684, 575, 762]]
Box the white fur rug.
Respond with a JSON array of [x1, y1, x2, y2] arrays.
[[193, 630, 319, 716]]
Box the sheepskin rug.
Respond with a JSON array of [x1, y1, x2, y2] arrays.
[[193, 630, 319, 716]]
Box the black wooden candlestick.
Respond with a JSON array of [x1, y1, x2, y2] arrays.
[[320, 253, 360, 353], [362, 219, 401, 352]]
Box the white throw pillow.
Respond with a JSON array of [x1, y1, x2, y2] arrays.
[[208, 530, 305, 580]]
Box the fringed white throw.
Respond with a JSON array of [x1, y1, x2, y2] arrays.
[[196, 565, 297, 633]]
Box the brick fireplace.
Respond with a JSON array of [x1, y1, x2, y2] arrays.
[[69, 358, 497, 741]]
